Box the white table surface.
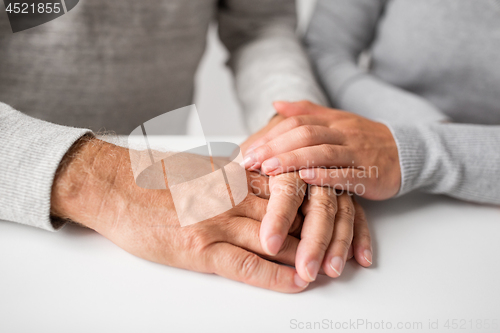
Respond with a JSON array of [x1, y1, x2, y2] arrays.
[[1, 136, 500, 333]]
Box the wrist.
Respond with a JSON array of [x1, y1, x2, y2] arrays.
[[50, 136, 126, 231]]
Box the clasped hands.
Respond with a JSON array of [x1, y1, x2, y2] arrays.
[[51, 101, 401, 293]]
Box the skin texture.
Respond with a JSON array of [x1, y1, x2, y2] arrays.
[[50, 106, 374, 291], [241, 115, 373, 280], [50, 135, 370, 291], [50, 137, 310, 293], [242, 101, 401, 201]]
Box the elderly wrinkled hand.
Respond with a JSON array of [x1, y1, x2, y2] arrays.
[[259, 172, 372, 282], [243, 101, 401, 201], [50, 137, 311, 293], [240, 112, 374, 282]]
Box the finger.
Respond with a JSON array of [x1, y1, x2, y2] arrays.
[[261, 145, 354, 176], [260, 174, 306, 256], [247, 171, 270, 199], [247, 126, 345, 171], [274, 100, 329, 117], [206, 242, 309, 293], [223, 217, 299, 267], [352, 200, 373, 267], [321, 193, 355, 278], [243, 115, 325, 161], [347, 244, 354, 260], [235, 194, 269, 222], [240, 114, 285, 155], [296, 185, 337, 282], [288, 210, 304, 238], [234, 193, 304, 235], [299, 167, 369, 195], [244, 101, 350, 158]]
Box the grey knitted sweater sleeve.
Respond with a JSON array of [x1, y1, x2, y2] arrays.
[[389, 123, 500, 204], [305, 0, 500, 204], [218, 0, 328, 133], [0, 102, 91, 231], [305, 0, 449, 124]]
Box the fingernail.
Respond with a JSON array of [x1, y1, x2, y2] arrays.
[[305, 260, 320, 281], [265, 235, 283, 256], [240, 154, 256, 169], [330, 256, 344, 277], [262, 157, 280, 173], [299, 169, 315, 180], [294, 273, 309, 289], [363, 249, 373, 265]]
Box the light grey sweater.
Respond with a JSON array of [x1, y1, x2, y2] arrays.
[[0, 0, 326, 231], [306, 0, 500, 204]]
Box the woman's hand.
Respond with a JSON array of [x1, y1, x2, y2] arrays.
[[242, 101, 401, 200]]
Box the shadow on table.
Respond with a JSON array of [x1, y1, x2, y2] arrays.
[[307, 191, 460, 291], [61, 223, 98, 237]]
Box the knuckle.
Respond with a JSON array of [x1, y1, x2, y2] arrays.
[[273, 175, 306, 199], [357, 231, 372, 243], [291, 188, 306, 205], [287, 150, 302, 167], [296, 125, 316, 143], [183, 229, 213, 254], [321, 144, 336, 161], [271, 210, 295, 229], [297, 100, 313, 108], [305, 236, 330, 253], [338, 204, 355, 222], [234, 195, 251, 210], [271, 266, 281, 290], [355, 212, 368, 224], [239, 252, 261, 282], [255, 143, 273, 160], [336, 237, 352, 252], [287, 116, 305, 129], [354, 206, 367, 221], [311, 197, 338, 218]]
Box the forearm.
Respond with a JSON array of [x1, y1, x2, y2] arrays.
[[305, 0, 449, 124], [328, 73, 450, 124], [389, 123, 500, 204], [232, 33, 328, 132], [218, 0, 327, 133]]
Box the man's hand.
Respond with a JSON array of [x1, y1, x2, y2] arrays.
[[243, 101, 401, 200], [260, 173, 372, 282], [50, 137, 310, 293]]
